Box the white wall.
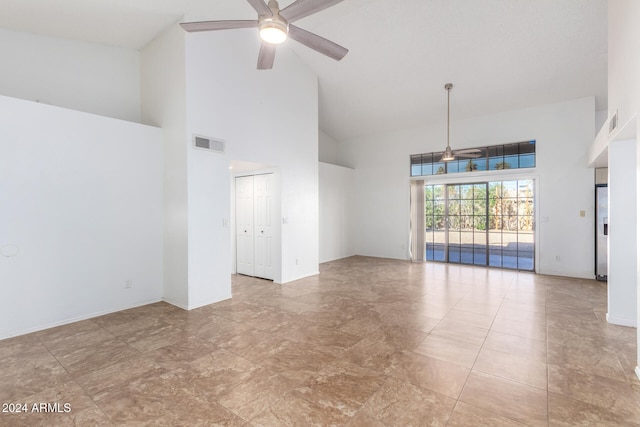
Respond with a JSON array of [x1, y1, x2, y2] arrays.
[[608, 0, 640, 377], [141, 24, 189, 308], [340, 97, 596, 279], [608, 139, 637, 326], [319, 130, 339, 165], [183, 29, 319, 288], [319, 162, 355, 263], [595, 110, 608, 134], [0, 28, 141, 123], [0, 95, 162, 340], [609, 0, 640, 130]]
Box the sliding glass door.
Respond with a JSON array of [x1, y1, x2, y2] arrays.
[[425, 179, 534, 271], [425, 185, 446, 261], [447, 183, 488, 265]]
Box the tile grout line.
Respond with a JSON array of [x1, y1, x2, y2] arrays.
[[448, 273, 550, 426], [36, 322, 117, 424]]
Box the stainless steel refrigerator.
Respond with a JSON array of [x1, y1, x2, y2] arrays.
[[595, 184, 608, 281]]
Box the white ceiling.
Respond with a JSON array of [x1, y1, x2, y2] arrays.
[[0, 0, 607, 141]]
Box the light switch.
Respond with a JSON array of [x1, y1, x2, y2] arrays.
[[579, 210, 586, 217]]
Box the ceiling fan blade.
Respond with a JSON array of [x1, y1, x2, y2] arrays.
[[246, 0, 272, 16], [257, 42, 277, 69], [288, 25, 348, 61], [180, 20, 258, 32], [280, 0, 345, 22], [455, 148, 482, 154]]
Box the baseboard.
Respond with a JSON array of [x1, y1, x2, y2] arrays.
[[187, 294, 232, 311], [319, 254, 357, 264], [279, 270, 320, 284], [162, 297, 189, 311], [0, 297, 162, 341], [606, 313, 638, 327]]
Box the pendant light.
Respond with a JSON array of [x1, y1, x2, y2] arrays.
[[441, 83, 455, 162]]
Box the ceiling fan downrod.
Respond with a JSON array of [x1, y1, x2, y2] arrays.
[[442, 83, 455, 161]]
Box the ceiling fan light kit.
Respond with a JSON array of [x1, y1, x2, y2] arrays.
[[441, 145, 455, 162], [259, 18, 288, 44], [259, 0, 288, 44], [180, 0, 348, 70]]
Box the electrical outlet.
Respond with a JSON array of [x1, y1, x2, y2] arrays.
[[125, 280, 132, 289]]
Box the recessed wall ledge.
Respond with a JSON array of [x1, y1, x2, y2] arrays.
[[588, 112, 637, 168], [610, 112, 637, 143]]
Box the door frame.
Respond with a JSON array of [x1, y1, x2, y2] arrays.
[[419, 171, 540, 272], [231, 168, 282, 283]]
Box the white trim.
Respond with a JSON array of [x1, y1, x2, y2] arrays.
[[635, 366, 640, 381], [161, 297, 188, 311], [279, 271, 320, 285], [414, 168, 538, 185], [187, 295, 232, 311], [0, 298, 162, 341], [606, 313, 638, 327]]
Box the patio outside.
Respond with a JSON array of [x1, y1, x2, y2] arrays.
[[425, 180, 534, 270]]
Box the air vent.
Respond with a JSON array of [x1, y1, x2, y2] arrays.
[[193, 135, 225, 153], [609, 111, 618, 134]]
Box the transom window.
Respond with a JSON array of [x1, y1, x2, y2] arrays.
[[410, 140, 536, 177]]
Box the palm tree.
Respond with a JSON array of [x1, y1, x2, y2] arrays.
[[465, 160, 478, 172]]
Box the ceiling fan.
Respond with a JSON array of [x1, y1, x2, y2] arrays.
[[441, 83, 482, 162], [180, 0, 349, 70]]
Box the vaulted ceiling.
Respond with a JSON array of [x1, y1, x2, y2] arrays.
[[0, 0, 607, 141]]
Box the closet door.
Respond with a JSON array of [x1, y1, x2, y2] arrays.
[[254, 174, 274, 279], [235, 176, 254, 276]]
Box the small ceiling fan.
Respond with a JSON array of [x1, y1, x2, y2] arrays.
[[441, 83, 482, 162], [180, 0, 349, 70]]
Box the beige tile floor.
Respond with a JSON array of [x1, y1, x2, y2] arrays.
[[1, 256, 639, 426]]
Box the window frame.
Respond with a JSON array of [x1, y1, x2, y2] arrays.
[[410, 140, 536, 177]]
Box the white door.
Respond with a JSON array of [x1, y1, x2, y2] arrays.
[[235, 173, 275, 279], [235, 176, 254, 276], [254, 174, 274, 279]]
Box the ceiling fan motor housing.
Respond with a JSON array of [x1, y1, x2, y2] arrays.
[[260, 0, 288, 44]]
